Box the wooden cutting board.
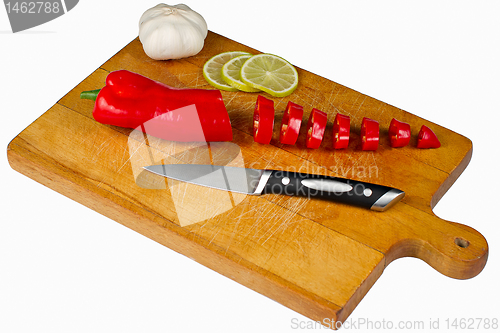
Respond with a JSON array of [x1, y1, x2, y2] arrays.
[[7, 31, 488, 327]]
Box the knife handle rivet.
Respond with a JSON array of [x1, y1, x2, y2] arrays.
[[282, 177, 290, 185], [363, 188, 373, 197]]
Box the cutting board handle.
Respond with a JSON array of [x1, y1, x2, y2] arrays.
[[386, 212, 488, 280]]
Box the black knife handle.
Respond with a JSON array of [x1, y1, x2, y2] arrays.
[[261, 170, 404, 211]]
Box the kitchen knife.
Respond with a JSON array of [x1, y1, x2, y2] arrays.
[[143, 164, 405, 211]]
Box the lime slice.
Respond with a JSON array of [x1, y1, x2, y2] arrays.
[[221, 55, 261, 92], [203, 51, 251, 91], [240, 53, 299, 97]]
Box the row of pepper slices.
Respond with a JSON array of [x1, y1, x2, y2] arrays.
[[253, 95, 441, 150], [82, 70, 441, 149]]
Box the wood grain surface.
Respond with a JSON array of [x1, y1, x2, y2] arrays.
[[7, 31, 488, 327]]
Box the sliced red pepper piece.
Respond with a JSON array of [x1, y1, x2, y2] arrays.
[[417, 125, 441, 148], [332, 113, 350, 149], [306, 108, 328, 149], [279, 101, 303, 145], [360, 117, 379, 151], [388, 118, 411, 148], [80, 70, 232, 142], [253, 95, 275, 144]]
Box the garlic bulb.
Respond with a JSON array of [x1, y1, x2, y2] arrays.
[[139, 4, 208, 60]]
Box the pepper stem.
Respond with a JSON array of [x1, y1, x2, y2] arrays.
[[80, 89, 101, 101]]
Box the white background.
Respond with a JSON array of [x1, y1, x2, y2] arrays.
[[1, 1, 499, 332]]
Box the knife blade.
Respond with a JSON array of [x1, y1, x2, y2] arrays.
[[143, 164, 405, 211]]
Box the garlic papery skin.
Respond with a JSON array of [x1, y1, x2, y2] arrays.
[[139, 4, 208, 60]]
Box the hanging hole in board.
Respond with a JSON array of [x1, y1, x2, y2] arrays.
[[455, 237, 470, 248]]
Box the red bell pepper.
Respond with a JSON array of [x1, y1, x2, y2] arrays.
[[253, 95, 275, 144], [332, 113, 350, 149], [388, 118, 411, 148], [417, 125, 441, 148], [360, 117, 379, 151], [306, 108, 327, 149], [80, 70, 232, 142], [279, 101, 303, 145]]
